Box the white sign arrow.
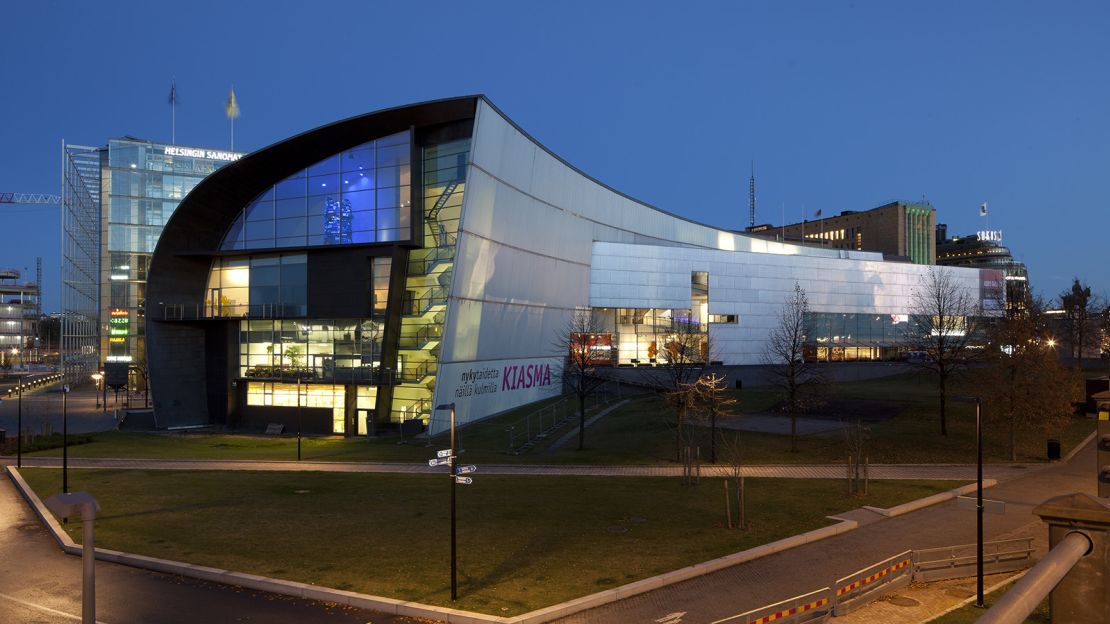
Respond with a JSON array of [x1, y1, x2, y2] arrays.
[[456, 465, 477, 475], [436, 449, 453, 458], [428, 458, 450, 467], [455, 476, 473, 485]]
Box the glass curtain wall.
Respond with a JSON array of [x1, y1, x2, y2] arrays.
[[239, 318, 384, 382], [205, 254, 307, 317], [593, 307, 707, 365], [61, 145, 102, 384], [221, 131, 412, 251], [803, 312, 916, 362], [391, 137, 470, 424], [102, 139, 238, 372]]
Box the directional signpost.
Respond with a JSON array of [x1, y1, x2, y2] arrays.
[[430, 402, 478, 601]]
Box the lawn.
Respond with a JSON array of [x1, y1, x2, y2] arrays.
[[21, 468, 960, 615], [15, 372, 1094, 466]]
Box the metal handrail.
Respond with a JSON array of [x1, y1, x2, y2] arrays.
[[975, 531, 1091, 624]]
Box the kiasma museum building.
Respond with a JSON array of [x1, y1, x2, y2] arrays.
[[147, 96, 998, 435]]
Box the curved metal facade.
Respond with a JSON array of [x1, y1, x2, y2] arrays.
[[148, 95, 992, 433]]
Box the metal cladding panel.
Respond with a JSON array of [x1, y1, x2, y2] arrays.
[[468, 101, 887, 262], [590, 241, 986, 365], [433, 99, 892, 429]]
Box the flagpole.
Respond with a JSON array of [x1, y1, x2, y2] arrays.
[[226, 87, 240, 152], [169, 79, 177, 145]]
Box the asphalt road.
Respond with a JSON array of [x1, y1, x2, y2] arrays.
[[0, 384, 120, 439], [0, 473, 435, 624]]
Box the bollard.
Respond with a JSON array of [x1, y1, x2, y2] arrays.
[[44, 492, 101, 624], [1033, 493, 1110, 623]]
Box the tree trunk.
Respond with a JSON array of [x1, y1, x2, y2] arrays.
[[577, 393, 586, 450], [790, 408, 798, 452], [710, 410, 717, 464], [737, 475, 745, 530], [724, 479, 732, 529], [1010, 410, 1016, 463], [939, 375, 948, 437], [675, 405, 685, 463]]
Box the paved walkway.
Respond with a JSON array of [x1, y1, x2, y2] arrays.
[[0, 456, 1049, 482]]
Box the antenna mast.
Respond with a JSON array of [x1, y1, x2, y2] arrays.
[[748, 161, 756, 228]]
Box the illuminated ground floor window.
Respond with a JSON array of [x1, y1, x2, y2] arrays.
[[246, 381, 376, 434]]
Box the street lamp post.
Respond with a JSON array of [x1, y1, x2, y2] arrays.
[[62, 384, 70, 494], [296, 377, 302, 462], [16, 378, 22, 469], [435, 402, 458, 600], [975, 396, 983, 608], [91, 373, 103, 409], [956, 394, 984, 608]]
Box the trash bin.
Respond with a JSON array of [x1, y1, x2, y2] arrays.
[[1047, 438, 1061, 461], [0, 429, 6, 444], [735, 379, 742, 390]]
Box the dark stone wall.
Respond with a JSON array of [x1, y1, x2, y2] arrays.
[[146, 320, 209, 427], [306, 247, 380, 318], [235, 404, 335, 434]]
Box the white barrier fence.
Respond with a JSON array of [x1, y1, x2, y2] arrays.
[[714, 540, 1033, 624]]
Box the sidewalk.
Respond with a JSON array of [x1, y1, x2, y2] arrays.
[[0, 455, 1049, 482]]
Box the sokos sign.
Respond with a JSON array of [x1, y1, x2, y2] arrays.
[[433, 357, 561, 436]]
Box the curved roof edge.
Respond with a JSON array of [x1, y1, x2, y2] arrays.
[[475, 96, 744, 240]]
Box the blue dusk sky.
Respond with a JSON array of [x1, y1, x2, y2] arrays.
[[1, 1, 1107, 311]]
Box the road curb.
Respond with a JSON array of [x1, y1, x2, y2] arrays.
[[862, 479, 997, 518], [1062, 430, 1096, 463], [6, 465, 865, 623]]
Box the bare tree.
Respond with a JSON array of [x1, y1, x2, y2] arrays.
[[763, 283, 823, 452], [717, 427, 748, 530], [844, 419, 869, 495], [552, 309, 610, 450], [909, 267, 986, 437], [694, 373, 737, 464], [654, 316, 709, 463], [982, 308, 1081, 461]]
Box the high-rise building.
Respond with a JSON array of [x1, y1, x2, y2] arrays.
[[749, 201, 937, 265], [0, 268, 40, 367], [61, 139, 242, 386], [936, 225, 1029, 316]]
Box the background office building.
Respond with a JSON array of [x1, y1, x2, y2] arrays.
[[936, 224, 1029, 316], [61, 139, 241, 385], [0, 268, 40, 367], [146, 96, 996, 436], [750, 201, 937, 265]]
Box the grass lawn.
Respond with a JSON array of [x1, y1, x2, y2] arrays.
[[21, 468, 960, 615], [929, 580, 1047, 623], [16, 372, 1094, 466]]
